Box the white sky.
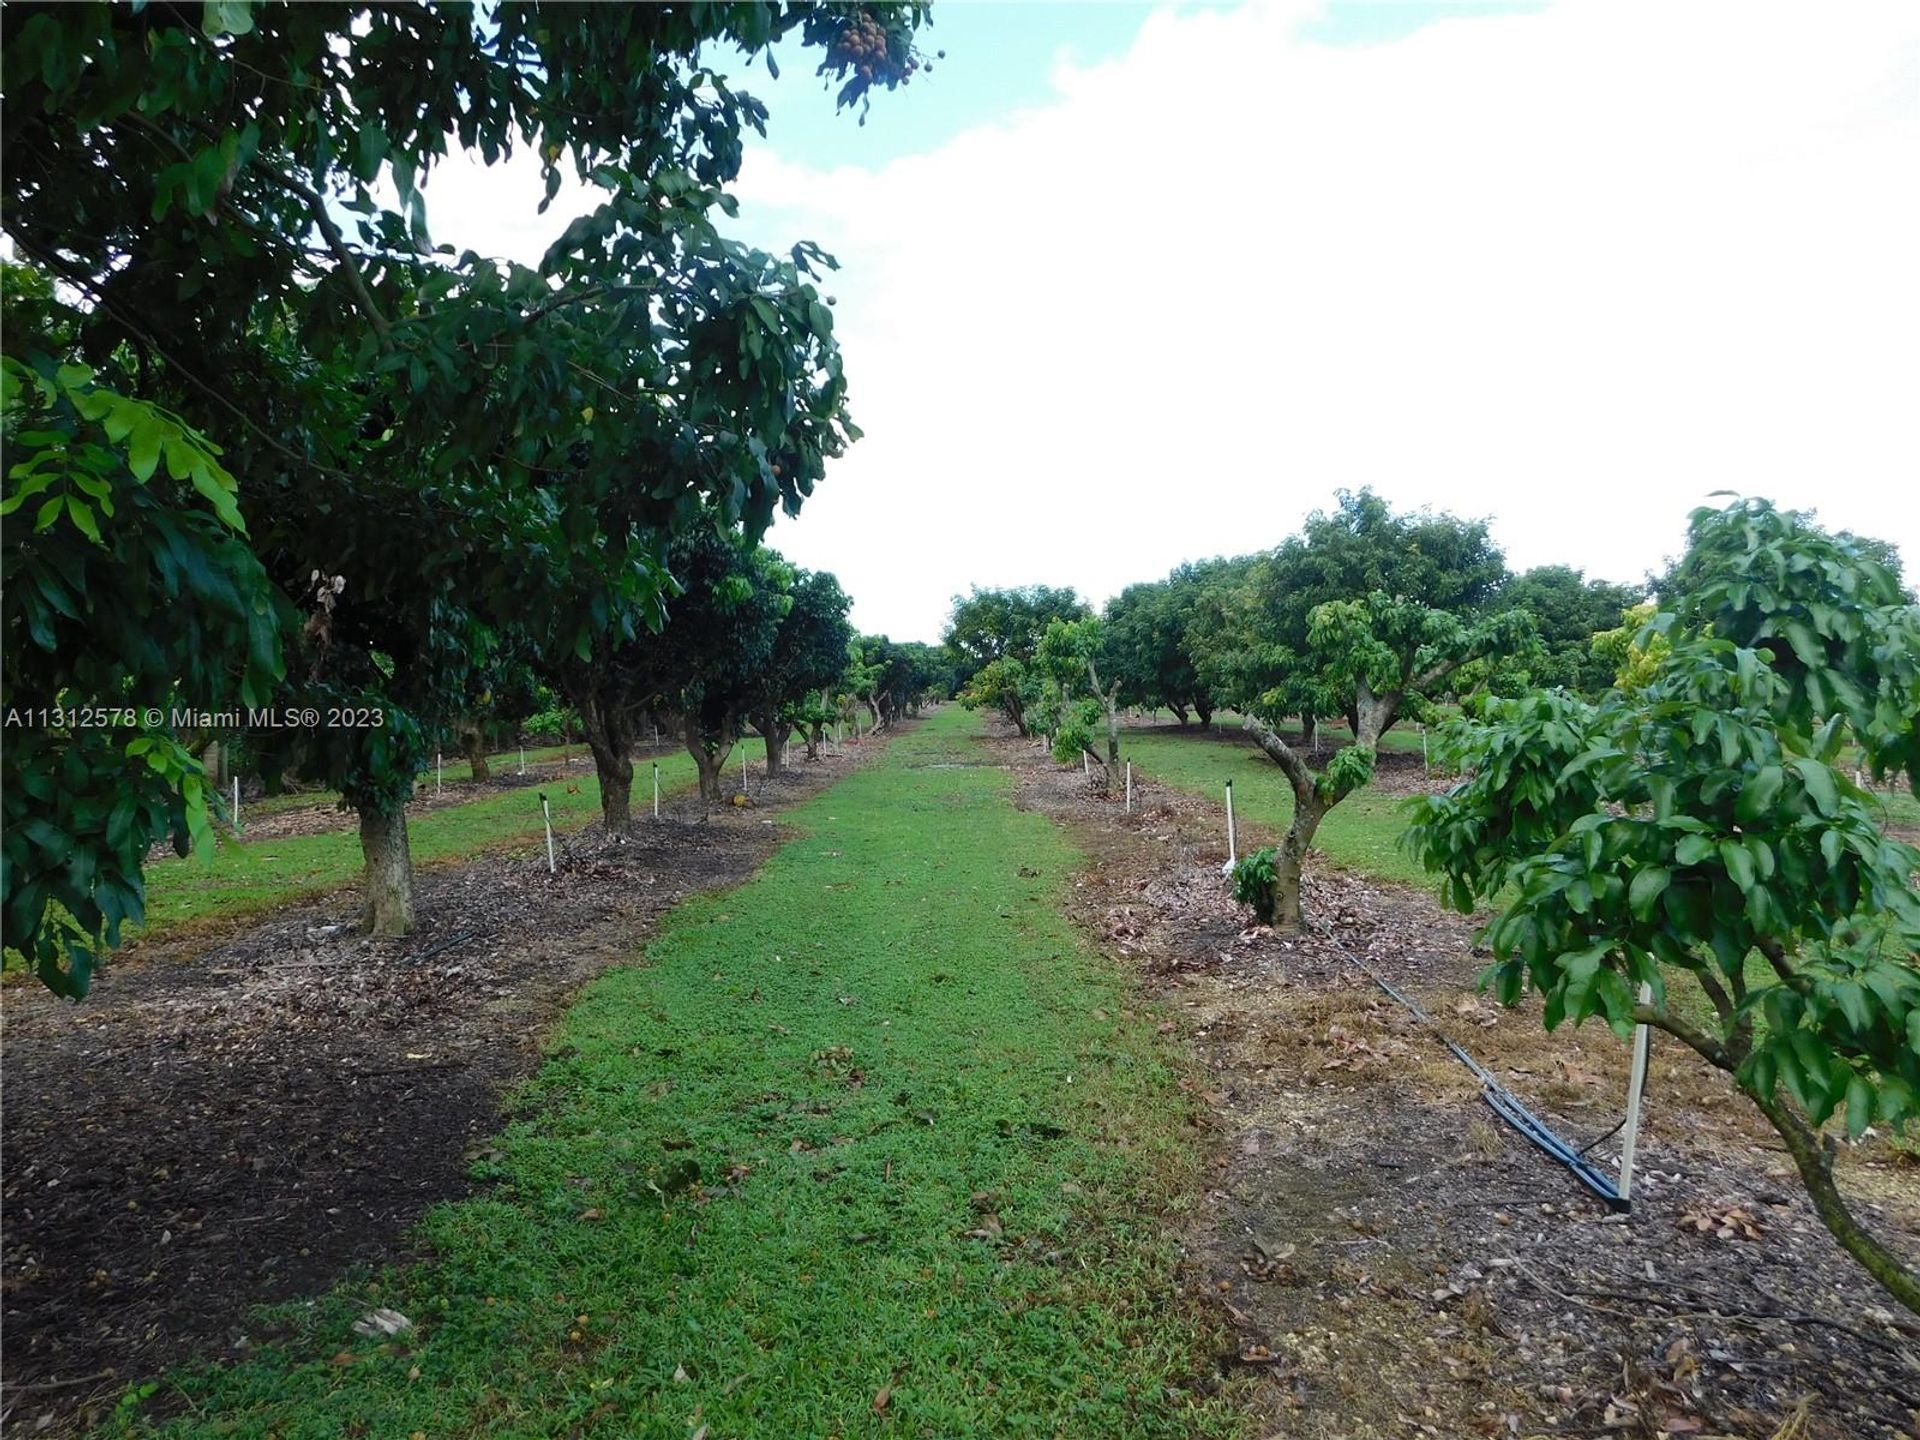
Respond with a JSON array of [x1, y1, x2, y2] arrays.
[[424, 0, 1920, 641]]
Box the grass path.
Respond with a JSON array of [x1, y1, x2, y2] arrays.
[[133, 708, 1238, 1439], [1119, 729, 1433, 889], [138, 739, 771, 938]]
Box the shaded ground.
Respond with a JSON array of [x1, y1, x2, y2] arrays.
[[990, 724, 1920, 1440], [0, 736, 892, 1436]]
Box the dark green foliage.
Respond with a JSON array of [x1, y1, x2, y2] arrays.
[[1501, 565, 1644, 692], [3, 1, 929, 971]]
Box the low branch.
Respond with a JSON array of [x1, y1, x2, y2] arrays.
[[1241, 713, 1317, 805]]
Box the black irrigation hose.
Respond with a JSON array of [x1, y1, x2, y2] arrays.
[[1314, 919, 1630, 1211]]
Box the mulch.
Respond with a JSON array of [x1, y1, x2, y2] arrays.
[[991, 723, 1920, 1440], [0, 736, 887, 1436]]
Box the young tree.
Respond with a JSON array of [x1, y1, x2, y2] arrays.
[[1198, 493, 1530, 929], [1036, 617, 1124, 790], [1408, 499, 1920, 1313], [957, 656, 1040, 737]]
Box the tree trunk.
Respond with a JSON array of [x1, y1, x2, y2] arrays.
[[579, 703, 634, 834], [1170, 703, 1189, 727], [358, 804, 416, 937], [806, 722, 823, 761], [1299, 714, 1318, 752], [1353, 687, 1397, 749], [1753, 1082, 1920, 1313], [200, 740, 224, 789], [461, 728, 490, 783], [684, 715, 732, 804], [762, 718, 791, 776], [1243, 714, 1353, 933], [1194, 696, 1214, 727], [1270, 791, 1329, 932]]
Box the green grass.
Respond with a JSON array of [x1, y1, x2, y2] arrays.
[[138, 741, 770, 939], [1121, 729, 1434, 889], [238, 743, 649, 819], [1143, 709, 1447, 755], [128, 707, 1240, 1439]]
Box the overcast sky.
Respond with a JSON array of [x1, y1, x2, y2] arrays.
[[423, 0, 1920, 642]]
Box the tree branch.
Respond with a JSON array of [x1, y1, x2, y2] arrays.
[[1242, 713, 1317, 806], [256, 161, 393, 339]]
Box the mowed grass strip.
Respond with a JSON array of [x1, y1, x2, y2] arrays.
[[1121, 728, 1432, 888], [135, 707, 1239, 1439], [240, 742, 595, 820], [136, 739, 770, 939]]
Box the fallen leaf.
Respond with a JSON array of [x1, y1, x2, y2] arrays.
[[872, 1382, 892, 1413]]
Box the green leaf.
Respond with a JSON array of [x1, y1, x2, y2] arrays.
[[127, 414, 164, 482], [1734, 764, 1783, 824], [65, 494, 101, 543], [1844, 1075, 1874, 1141], [1628, 867, 1669, 920], [1791, 757, 1839, 816], [1718, 840, 1756, 892]]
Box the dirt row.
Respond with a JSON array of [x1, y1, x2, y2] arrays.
[[992, 726, 1920, 1440], [0, 735, 894, 1437]]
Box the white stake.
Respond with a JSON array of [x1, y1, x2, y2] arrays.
[[1618, 981, 1654, 1203], [1125, 761, 1133, 813], [1422, 725, 1430, 773], [742, 747, 749, 792], [518, 744, 526, 776], [436, 752, 443, 795], [232, 775, 241, 832], [1225, 779, 1237, 865], [1083, 751, 1090, 776], [653, 761, 660, 819], [541, 793, 556, 875]]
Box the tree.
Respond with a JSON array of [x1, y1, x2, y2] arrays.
[[1199, 493, 1529, 929], [1104, 563, 1220, 726], [1036, 616, 1124, 790], [957, 656, 1040, 737], [945, 586, 1088, 670], [1407, 499, 1920, 1313], [749, 569, 854, 776], [945, 586, 1088, 736], [3, 2, 929, 957], [651, 527, 789, 804], [1503, 565, 1645, 692]]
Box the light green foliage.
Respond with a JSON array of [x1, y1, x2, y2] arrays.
[[1590, 602, 1670, 691], [1408, 498, 1920, 1310], [1230, 847, 1280, 924], [956, 655, 1040, 736], [125, 709, 1238, 1438]]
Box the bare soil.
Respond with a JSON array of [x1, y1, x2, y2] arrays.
[[990, 725, 1920, 1440], [0, 736, 890, 1436]]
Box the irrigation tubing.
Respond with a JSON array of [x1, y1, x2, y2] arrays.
[[1313, 920, 1628, 1211]]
